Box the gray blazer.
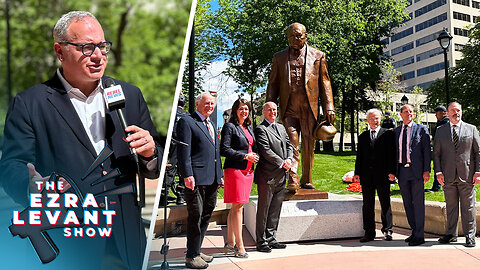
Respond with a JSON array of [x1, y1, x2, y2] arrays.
[[433, 121, 480, 183], [254, 120, 293, 184]]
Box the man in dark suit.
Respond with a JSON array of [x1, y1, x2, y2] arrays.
[[393, 104, 431, 246], [254, 102, 294, 252], [266, 22, 335, 192], [434, 102, 480, 247], [0, 11, 161, 270], [177, 92, 223, 269], [354, 109, 396, 242], [426, 105, 450, 192]]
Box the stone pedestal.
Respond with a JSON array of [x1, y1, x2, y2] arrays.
[[244, 193, 364, 242]]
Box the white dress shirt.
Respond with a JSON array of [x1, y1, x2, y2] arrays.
[[57, 68, 106, 155]]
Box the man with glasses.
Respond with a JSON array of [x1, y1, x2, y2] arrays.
[[0, 11, 161, 269]]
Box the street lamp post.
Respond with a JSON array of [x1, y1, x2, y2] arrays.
[[222, 111, 229, 128], [437, 29, 453, 105]]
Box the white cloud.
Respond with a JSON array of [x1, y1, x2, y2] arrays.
[[199, 60, 252, 126]]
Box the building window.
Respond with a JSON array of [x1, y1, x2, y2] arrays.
[[401, 71, 415, 81], [416, 31, 443, 47], [393, 56, 415, 68], [407, 0, 412, 6], [391, 27, 414, 42], [455, 43, 465, 51], [417, 62, 445, 77], [415, 0, 422, 2], [473, 0, 480, 8], [391, 42, 414, 56], [474, 16, 479, 22], [415, 0, 447, 18], [416, 13, 448, 32], [454, 27, 470, 37], [453, 0, 470, 6], [381, 38, 389, 44], [416, 47, 444, 62], [417, 81, 434, 90], [453, 11, 471, 22]]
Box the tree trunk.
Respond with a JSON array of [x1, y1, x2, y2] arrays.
[[350, 89, 356, 152], [339, 88, 346, 152], [113, 5, 131, 69]]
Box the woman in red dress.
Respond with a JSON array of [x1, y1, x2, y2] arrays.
[[220, 98, 258, 258]]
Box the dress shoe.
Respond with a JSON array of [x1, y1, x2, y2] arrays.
[[300, 183, 316, 189], [176, 196, 185, 205], [269, 242, 287, 249], [404, 235, 413, 243], [408, 238, 425, 246], [185, 256, 208, 269], [384, 231, 393, 241], [465, 236, 476, 247], [256, 245, 272, 253], [287, 182, 299, 192], [359, 235, 375, 243], [438, 234, 457, 244], [200, 253, 213, 263]]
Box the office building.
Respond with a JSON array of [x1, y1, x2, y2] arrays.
[[383, 0, 480, 91]]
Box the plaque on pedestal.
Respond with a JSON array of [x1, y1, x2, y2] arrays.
[[284, 189, 328, 200]]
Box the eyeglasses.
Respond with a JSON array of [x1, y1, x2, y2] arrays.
[[59, 41, 112, 57]]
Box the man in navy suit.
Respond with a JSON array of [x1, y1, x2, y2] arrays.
[[393, 104, 431, 246], [177, 92, 223, 269], [0, 11, 161, 270]]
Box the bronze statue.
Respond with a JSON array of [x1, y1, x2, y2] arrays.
[[266, 22, 336, 192]]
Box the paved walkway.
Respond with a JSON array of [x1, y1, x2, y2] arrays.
[[147, 225, 480, 269]]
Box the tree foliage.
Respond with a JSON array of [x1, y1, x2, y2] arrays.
[[426, 21, 480, 127], [0, 0, 190, 137]]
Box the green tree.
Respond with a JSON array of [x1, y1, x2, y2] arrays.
[[206, 0, 408, 147], [0, 0, 190, 137], [426, 21, 480, 127]]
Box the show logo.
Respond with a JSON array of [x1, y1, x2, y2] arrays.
[[8, 145, 136, 264]]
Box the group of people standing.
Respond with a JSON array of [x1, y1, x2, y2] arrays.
[[177, 93, 293, 269], [355, 102, 480, 248]]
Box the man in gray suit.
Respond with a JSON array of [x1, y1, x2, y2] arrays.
[[393, 104, 431, 246], [254, 102, 294, 252], [434, 102, 480, 247]]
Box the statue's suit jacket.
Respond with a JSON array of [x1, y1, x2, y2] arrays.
[[254, 120, 293, 184], [433, 122, 480, 182], [0, 73, 162, 270], [265, 44, 334, 120], [394, 123, 431, 178]]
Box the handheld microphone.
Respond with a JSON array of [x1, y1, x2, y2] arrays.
[[103, 78, 139, 163], [103, 78, 145, 207]]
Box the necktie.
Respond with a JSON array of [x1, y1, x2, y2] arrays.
[[371, 130, 376, 142], [452, 125, 459, 148], [205, 119, 215, 142], [272, 124, 280, 135], [402, 125, 408, 164]]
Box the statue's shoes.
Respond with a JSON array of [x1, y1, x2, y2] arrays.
[[300, 183, 316, 189]]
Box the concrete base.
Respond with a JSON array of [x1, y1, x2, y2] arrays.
[[376, 197, 480, 236], [244, 193, 364, 242]]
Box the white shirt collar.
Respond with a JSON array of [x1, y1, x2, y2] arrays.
[[450, 120, 462, 128], [265, 119, 275, 125], [196, 111, 210, 122], [56, 68, 103, 99], [369, 126, 380, 133]]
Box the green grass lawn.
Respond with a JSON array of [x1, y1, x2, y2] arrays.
[[218, 152, 480, 202]]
